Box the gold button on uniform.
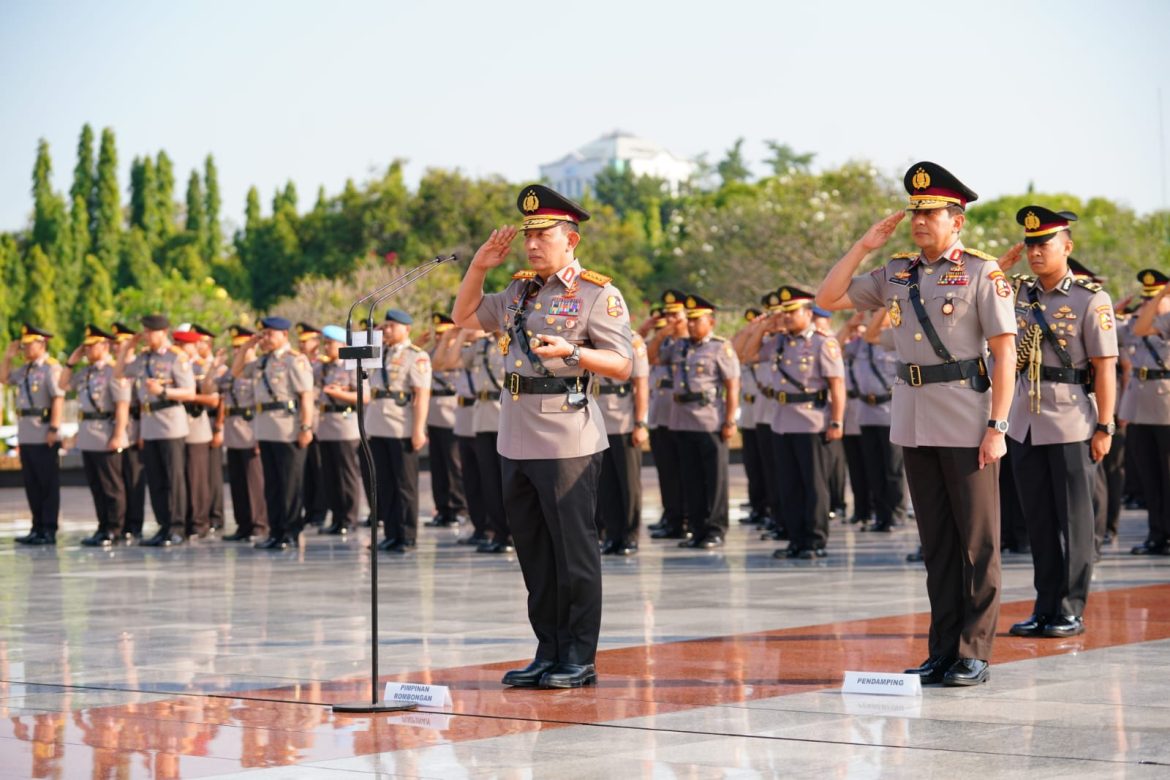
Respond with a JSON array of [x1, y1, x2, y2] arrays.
[[914, 333, 923, 341]]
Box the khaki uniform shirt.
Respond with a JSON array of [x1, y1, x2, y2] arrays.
[[453, 342, 476, 437], [1119, 314, 1170, 425], [244, 347, 314, 443], [847, 337, 898, 428], [124, 346, 194, 441], [9, 357, 64, 445], [598, 333, 648, 436], [316, 358, 362, 442], [766, 326, 844, 435], [668, 335, 741, 433], [846, 240, 1016, 448], [471, 335, 504, 435], [648, 334, 676, 429], [71, 360, 130, 451], [185, 356, 214, 445], [428, 345, 460, 429], [739, 360, 762, 429], [216, 369, 257, 450], [366, 340, 430, 439], [475, 259, 633, 460], [1008, 271, 1118, 445]]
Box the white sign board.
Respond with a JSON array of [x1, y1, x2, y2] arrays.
[[343, 328, 384, 370], [383, 681, 453, 708], [841, 671, 922, 697]]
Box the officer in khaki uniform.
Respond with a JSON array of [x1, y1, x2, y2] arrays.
[[117, 314, 198, 547], [645, 291, 691, 539], [740, 291, 789, 540], [296, 322, 329, 529], [216, 326, 268, 541], [453, 184, 633, 689], [233, 316, 315, 550], [113, 322, 147, 541], [61, 325, 131, 546], [316, 325, 364, 534], [1, 324, 65, 545], [853, 311, 906, 532], [1125, 269, 1170, 554], [425, 313, 467, 527], [189, 324, 227, 533], [818, 162, 1017, 687], [840, 315, 873, 527], [669, 294, 740, 549], [433, 327, 489, 545], [174, 328, 219, 539], [468, 332, 512, 553], [366, 309, 431, 553], [732, 308, 771, 527], [596, 331, 649, 555], [998, 207, 1117, 639]]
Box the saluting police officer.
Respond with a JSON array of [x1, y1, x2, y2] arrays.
[[433, 326, 490, 545], [190, 324, 227, 533], [425, 313, 468, 528], [233, 316, 315, 550], [818, 162, 1017, 687], [316, 325, 365, 535], [645, 290, 691, 540], [116, 315, 198, 547], [1124, 269, 1170, 555], [174, 327, 220, 539], [669, 294, 740, 549], [840, 312, 874, 527], [731, 308, 771, 527], [366, 309, 431, 553], [596, 328, 649, 555], [998, 206, 1117, 640], [2, 324, 64, 545], [216, 326, 268, 541], [296, 323, 329, 529], [112, 322, 147, 542], [740, 291, 789, 541], [469, 330, 512, 553], [453, 184, 633, 689], [852, 309, 906, 533], [61, 326, 131, 546]]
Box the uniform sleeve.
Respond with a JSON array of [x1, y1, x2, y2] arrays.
[[171, 356, 195, 389], [1155, 312, 1170, 339], [587, 284, 633, 360], [819, 337, 845, 378], [242, 359, 258, 380], [109, 376, 132, 403], [68, 369, 84, 393], [476, 281, 518, 333], [878, 328, 896, 350], [46, 364, 65, 398], [409, 350, 432, 389], [290, 355, 314, 394], [846, 267, 887, 312], [631, 336, 650, 379], [123, 358, 141, 380], [1083, 291, 1120, 359], [978, 262, 1018, 338], [716, 340, 741, 380]]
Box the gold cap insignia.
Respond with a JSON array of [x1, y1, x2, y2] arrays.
[[780, 289, 792, 302], [1024, 211, 1041, 231], [664, 292, 676, 303], [685, 296, 696, 308], [1144, 272, 1156, 285], [522, 190, 540, 213], [21, 325, 29, 336], [911, 167, 931, 190]]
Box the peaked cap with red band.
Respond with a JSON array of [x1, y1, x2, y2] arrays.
[[904, 161, 979, 211], [517, 184, 591, 230], [1017, 204, 1078, 245]]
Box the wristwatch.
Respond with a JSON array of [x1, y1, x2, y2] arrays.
[[828, 420, 843, 430], [299, 423, 313, 433], [1096, 421, 1117, 435], [987, 419, 1009, 434], [634, 421, 649, 431], [563, 345, 581, 367]]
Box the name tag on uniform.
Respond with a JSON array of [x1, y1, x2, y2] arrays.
[[548, 296, 582, 317], [889, 273, 910, 286]]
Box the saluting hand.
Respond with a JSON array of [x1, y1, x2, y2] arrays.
[[471, 226, 518, 271], [4, 341, 20, 359], [67, 346, 85, 367], [997, 242, 1026, 271], [859, 211, 906, 252]]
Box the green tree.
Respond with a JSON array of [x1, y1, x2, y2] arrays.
[[592, 165, 669, 218], [114, 271, 247, 332], [154, 151, 176, 242], [70, 195, 91, 276], [0, 235, 24, 338], [716, 137, 752, 186], [70, 123, 97, 244], [119, 227, 162, 289], [185, 170, 206, 251], [73, 254, 114, 339], [763, 141, 816, 175], [31, 139, 70, 258], [129, 156, 162, 243], [93, 128, 122, 270], [20, 245, 59, 336], [203, 154, 223, 261]]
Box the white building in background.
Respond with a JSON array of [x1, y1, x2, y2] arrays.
[[539, 131, 697, 200]]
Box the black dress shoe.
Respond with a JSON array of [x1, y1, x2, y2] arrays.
[[122, 532, 141, 545], [761, 528, 788, 541], [680, 534, 723, 549], [322, 523, 349, 535], [382, 539, 415, 554], [943, 658, 990, 686], [253, 537, 286, 550], [24, 532, 57, 546], [651, 528, 691, 540], [906, 548, 924, 563], [81, 532, 115, 547], [1009, 614, 1050, 637], [458, 532, 490, 546], [143, 532, 183, 547], [798, 548, 815, 560], [501, 658, 557, 688], [15, 531, 50, 545], [600, 539, 620, 555], [1041, 615, 1084, 638], [540, 663, 597, 689], [614, 543, 638, 556], [814, 547, 828, 558], [477, 540, 514, 554], [222, 531, 252, 542], [904, 656, 958, 685], [1132, 541, 1170, 555], [376, 537, 399, 551]]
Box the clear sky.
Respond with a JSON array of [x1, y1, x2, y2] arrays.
[[2, 0, 1168, 233]]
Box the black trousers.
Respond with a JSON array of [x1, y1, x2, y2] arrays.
[[998, 446, 1029, 551], [903, 445, 1001, 661], [428, 425, 466, 519], [474, 432, 509, 541], [1128, 424, 1170, 545], [123, 445, 146, 536], [458, 435, 487, 536], [596, 432, 642, 544], [185, 442, 211, 537], [302, 437, 327, 523], [859, 425, 905, 528], [1010, 436, 1095, 618], [675, 430, 729, 539], [321, 439, 362, 529], [82, 450, 125, 536], [756, 424, 781, 527], [227, 447, 267, 538], [143, 438, 187, 537], [1103, 428, 1126, 535], [208, 444, 225, 530], [502, 452, 603, 665], [826, 438, 846, 511], [20, 444, 60, 536], [740, 427, 769, 516], [649, 426, 687, 532], [773, 432, 830, 551], [842, 433, 872, 520], [370, 436, 419, 543], [259, 440, 307, 541]]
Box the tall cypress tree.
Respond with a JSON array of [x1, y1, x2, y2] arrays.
[[74, 254, 114, 333], [0, 235, 23, 338], [70, 195, 91, 275], [119, 227, 161, 289], [203, 154, 222, 261], [93, 127, 122, 271], [129, 155, 162, 243], [245, 186, 261, 229], [185, 170, 206, 243], [71, 124, 97, 245], [155, 151, 176, 241], [21, 245, 59, 336]]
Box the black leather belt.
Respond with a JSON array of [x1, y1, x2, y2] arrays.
[[599, 383, 631, 396], [476, 390, 501, 401], [673, 390, 713, 404], [372, 389, 413, 404], [1036, 365, 1091, 384], [505, 373, 588, 395], [130, 405, 141, 420], [847, 390, 892, 405], [185, 403, 206, 418], [227, 406, 255, 419], [321, 403, 354, 414], [1134, 367, 1170, 380], [775, 389, 827, 405], [656, 378, 674, 389], [742, 393, 756, 403], [142, 400, 181, 414], [18, 408, 50, 420], [81, 411, 113, 421], [896, 358, 988, 388], [259, 401, 296, 413], [430, 388, 457, 397], [457, 396, 475, 408]]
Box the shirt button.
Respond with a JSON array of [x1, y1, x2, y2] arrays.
[[514, 360, 522, 367], [914, 333, 923, 342], [535, 303, 542, 310]]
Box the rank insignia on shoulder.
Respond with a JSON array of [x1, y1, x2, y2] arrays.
[[1074, 277, 1103, 293], [512, 269, 538, 280], [580, 269, 612, 286], [964, 247, 998, 262], [891, 252, 918, 260]]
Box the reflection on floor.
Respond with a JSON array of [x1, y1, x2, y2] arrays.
[[1, 470, 1168, 778]]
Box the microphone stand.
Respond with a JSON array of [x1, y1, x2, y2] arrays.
[[334, 254, 457, 714]]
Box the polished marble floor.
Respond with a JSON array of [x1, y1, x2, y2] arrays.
[[1, 467, 1169, 778]]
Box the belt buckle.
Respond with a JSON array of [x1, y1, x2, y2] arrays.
[[866, 393, 877, 405], [143, 402, 152, 414], [1139, 367, 1149, 381], [508, 373, 520, 395], [908, 364, 923, 387], [778, 391, 787, 404]]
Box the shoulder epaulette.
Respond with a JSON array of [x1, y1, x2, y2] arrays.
[[168, 346, 187, 358], [711, 335, 726, 342], [891, 252, 918, 260], [512, 269, 538, 280], [1074, 277, 1103, 293], [46, 357, 59, 366], [290, 348, 303, 357], [964, 248, 998, 262], [408, 344, 424, 353], [580, 269, 612, 286], [1010, 273, 1035, 283], [320, 356, 333, 364]]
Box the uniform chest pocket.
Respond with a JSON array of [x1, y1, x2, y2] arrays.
[[929, 288, 975, 328], [692, 359, 712, 377]]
